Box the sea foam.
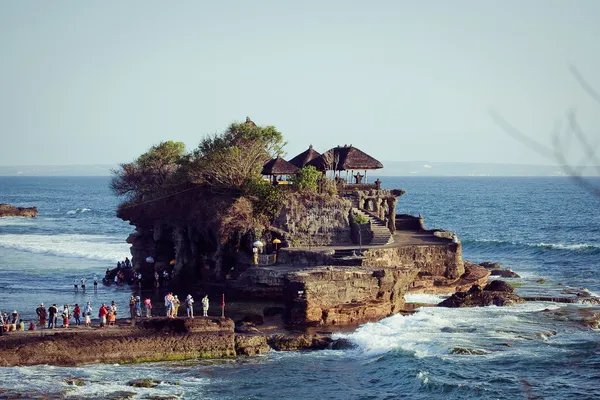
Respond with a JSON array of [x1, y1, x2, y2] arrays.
[[0, 233, 129, 262]]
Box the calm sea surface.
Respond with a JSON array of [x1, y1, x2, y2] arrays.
[[0, 176, 599, 399]]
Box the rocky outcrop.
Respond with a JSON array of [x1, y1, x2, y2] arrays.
[[478, 261, 521, 278], [285, 265, 419, 326], [437, 280, 524, 308], [409, 262, 490, 295], [0, 318, 236, 367], [0, 203, 37, 218]]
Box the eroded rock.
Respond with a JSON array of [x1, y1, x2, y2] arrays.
[[0, 204, 37, 218], [438, 281, 523, 308]]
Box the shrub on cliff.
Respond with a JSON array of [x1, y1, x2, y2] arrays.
[[289, 166, 321, 193]]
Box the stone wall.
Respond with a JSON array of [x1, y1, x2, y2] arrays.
[[361, 243, 464, 279], [272, 194, 352, 246]]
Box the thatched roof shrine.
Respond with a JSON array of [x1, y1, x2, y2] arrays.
[[261, 157, 299, 176], [288, 145, 321, 168], [308, 145, 384, 171]]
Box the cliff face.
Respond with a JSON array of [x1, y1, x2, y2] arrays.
[[0, 204, 37, 218]]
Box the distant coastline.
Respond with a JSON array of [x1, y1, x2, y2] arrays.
[[0, 162, 598, 177]]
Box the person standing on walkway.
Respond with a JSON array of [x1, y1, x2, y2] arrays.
[[129, 296, 136, 319], [36, 303, 47, 328], [83, 302, 93, 327], [201, 295, 209, 317], [93, 276, 98, 292], [186, 295, 194, 319], [48, 304, 58, 329], [62, 305, 70, 328], [173, 295, 180, 317], [98, 303, 108, 327], [73, 304, 81, 326], [144, 298, 152, 318]]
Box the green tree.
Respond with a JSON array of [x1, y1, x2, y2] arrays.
[[111, 141, 186, 200], [186, 121, 287, 188], [290, 166, 321, 192]]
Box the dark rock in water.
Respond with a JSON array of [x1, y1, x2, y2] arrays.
[[438, 282, 523, 308], [65, 376, 86, 386], [128, 378, 161, 388], [467, 284, 482, 294], [536, 279, 547, 284], [105, 391, 138, 400], [267, 332, 332, 351], [484, 280, 514, 293], [263, 306, 285, 316], [330, 338, 356, 350], [479, 261, 502, 270], [0, 204, 38, 218], [451, 347, 487, 355], [490, 269, 520, 278]]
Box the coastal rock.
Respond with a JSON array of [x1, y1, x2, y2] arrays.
[[0, 203, 37, 218], [330, 338, 357, 350], [235, 333, 270, 356], [451, 347, 488, 355], [267, 332, 332, 351], [128, 379, 161, 388], [438, 281, 523, 308], [479, 261, 520, 278]]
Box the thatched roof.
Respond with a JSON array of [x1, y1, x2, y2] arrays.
[[288, 145, 321, 169], [261, 157, 299, 176], [308, 145, 383, 171]]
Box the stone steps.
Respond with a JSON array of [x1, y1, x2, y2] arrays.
[[352, 208, 393, 246]]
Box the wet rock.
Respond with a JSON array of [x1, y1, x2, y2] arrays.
[[267, 332, 332, 351], [479, 261, 502, 270], [490, 269, 520, 278], [105, 392, 138, 400], [484, 280, 514, 293], [0, 204, 38, 218], [330, 338, 356, 350], [438, 282, 523, 308], [128, 378, 161, 388], [235, 333, 270, 356], [65, 376, 86, 386], [451, 347, 488, 355]]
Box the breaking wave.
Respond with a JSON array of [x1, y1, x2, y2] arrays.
[[464, 239, 600, 254], [0, 233, 129, 262], [66, 208, 92, 215]]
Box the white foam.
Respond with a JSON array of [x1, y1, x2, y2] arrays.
[[536, 242, 599, 251], [0, 233, 130, 262], [335, 302, 561, 359], [0, 217, 36, 226], [405, 293, 449, 304], [66, 208, 92, 215]]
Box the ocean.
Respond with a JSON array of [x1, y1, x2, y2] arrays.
[[0, 176, 599, 399]]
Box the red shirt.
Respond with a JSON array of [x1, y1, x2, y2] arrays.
[[99, 306, 108, 317]]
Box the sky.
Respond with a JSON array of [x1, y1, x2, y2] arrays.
[[1, 1, 600, 167]]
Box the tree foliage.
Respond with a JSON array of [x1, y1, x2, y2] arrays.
[[185, 122, 286, 188], [290, 166, 321, 192], [111, 141, 186, 200]]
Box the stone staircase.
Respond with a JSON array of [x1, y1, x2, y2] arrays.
[[352, 208, 394, 246]]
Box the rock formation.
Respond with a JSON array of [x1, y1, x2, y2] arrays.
[[0, 203, 37, 218], [437, 280, 524, 308]]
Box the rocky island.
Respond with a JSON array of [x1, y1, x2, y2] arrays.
[[0, 203, 37, 218], [1, 118, 512, 366]]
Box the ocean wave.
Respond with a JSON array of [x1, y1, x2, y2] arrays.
[[0, 217, 37, 226], [0, 233, 129, 262], [335, 303, 560, 358], [405, 293, 449, 304], [66, 208, 92, 215], [464, 239, 600, 254]]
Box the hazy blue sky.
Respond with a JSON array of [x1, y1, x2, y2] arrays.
[[1, 1, 599, 166]]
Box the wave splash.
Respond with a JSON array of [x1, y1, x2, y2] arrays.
[[0, 233, 129, 262], [66, 208, 92, 215]]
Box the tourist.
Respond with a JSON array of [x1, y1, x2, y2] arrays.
[[129, 296, 136, 319], [164, 293, 171, 317], [93, 276, 98, 292], [48, 304, 58, 329], [36, 303, 47, 328], [154, 271, 159, 287], [186, 295, 194, 319], [28, 321, 35, 331], [124, 257, 131, 268], [144, 297, 152, 318], [18, 319, 24, 331], [62, 305, 70, 328], [81, 278, 86, 292], [135, 296, 141, 317], [98, 303, 108, 327], [117, 261, 121, 269], [83, 302, 93, 327], [74, 279, 78, 292], [11, 310, 19, 325], [73, 304, 81, 326], [202, 295, 209, 317], [114, 274, 118, 285], [173, 295, 180, 317], [108, 304, 116, 326]]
